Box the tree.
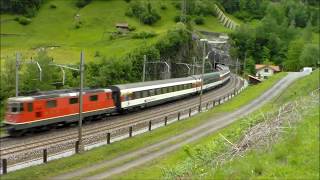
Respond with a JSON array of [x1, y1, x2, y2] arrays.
[[20, 51, 60, 93], [283, 38, 305, 71], [244, 56, 255, 75], [299, 44, 319, 68]]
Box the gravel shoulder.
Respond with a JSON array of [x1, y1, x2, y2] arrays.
[[53, 72, 306, 180]]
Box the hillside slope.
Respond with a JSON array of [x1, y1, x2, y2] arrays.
[[0, 0, 230, 63]]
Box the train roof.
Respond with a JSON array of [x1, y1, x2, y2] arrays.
[[110, 76, 198, 90], [8, 88, 112, 102]]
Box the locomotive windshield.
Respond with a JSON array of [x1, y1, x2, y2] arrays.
[[7, 102, 24, 113]]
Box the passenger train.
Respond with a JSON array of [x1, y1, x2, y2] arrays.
[[4, 64, 230, 136]]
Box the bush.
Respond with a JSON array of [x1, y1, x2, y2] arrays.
[[50, 4, 57, 9], [194, 16, 204, 25], [76, 0, 92, 8], [126, 1, 161, 25], [94, 51, 101, 57], [18, 17, 32, 25], [124, 0, 131, 3], [132, 31, 157, 39], [74, 21, 83, 29], [128, 25, 136, 31], [174, 15, 191, 23], [141, 12, 160, 25], [160, 4, 167, 10]]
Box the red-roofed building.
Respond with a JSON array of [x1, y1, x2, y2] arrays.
[[255, 64, 281, 79]]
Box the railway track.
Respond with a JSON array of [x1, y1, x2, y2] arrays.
[[0, 75, 243, 157]]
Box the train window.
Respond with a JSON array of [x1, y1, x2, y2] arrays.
[[142, 90, 148, 98], [162, 87, 168, 94], [27, 103, 33, 112], [184, 84, 188, 89], [69, 98, 78, 104], [46, 100, 57, 108], [8, 103, 23, 112], [169, 86, 174, 92], [149, 89, 155, 96], [180, 85, 184, 91], [174, 86, 178, 92], [133, 92, 140, 99], [90, 95, 98, 101], [156, 88, 162, 95]]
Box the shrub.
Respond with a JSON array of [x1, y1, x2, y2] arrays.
[[94, 51, 101, 57], [50, 4, 57, 9], [141, 12, 160, 25], [18, 17, 32, 25], [124, 0, 131, 3], [76, 0, 92, 8], [194, 16, 204, 25], [160, 4, 167, 10], [132, 31, 157, 39], [128, 25, 136, 31], [14, 17, 20, 21], [74, 21, 83, 29], [174, 15, 190, 23], [126, 1, 161, 25]]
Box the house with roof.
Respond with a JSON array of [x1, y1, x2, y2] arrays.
[[255, 64, 281, 79]]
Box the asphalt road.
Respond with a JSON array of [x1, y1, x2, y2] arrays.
[[54, 72, 307, 180]]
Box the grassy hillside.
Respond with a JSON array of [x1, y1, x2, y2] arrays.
[[0, 0, 230, 63]]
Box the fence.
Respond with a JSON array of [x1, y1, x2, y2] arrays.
[[0, 79, 248, 174]]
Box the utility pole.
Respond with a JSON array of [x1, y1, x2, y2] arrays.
[[78, 51, 84, 153], [199, 39, 207, 110], [15, 53, 20, 97], [142, 55, 146, 82]]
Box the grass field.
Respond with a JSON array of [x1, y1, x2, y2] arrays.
[[0, 0, 230, 63], [1, 72, 287, 179]]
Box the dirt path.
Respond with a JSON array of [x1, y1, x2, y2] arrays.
[[53, 72, 307, 180]]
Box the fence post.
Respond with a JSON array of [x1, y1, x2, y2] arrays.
[[2, 159, 7, 174], [213, 100, 215, 107], [148, 121, 152, 131], [129, 126, 133, 137], [206, 102, 209, 109], [107, 132, 111, 144], [198, 105, 201, 112], [189, 108, 191, 117], [75, 140, 79, 154], [43, 149, 47, 163], [178, 112, 180, 120], [164, 116, 168, 126]]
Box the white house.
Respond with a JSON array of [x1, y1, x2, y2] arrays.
[[255, 64, 280, 79]]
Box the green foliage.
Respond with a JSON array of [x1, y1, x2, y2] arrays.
[[186, 0, 216, 16], [283, 38, 304, 71], [299, 44, 319, 68], [76, 0, 92, 8], [194, 16, 204, 25], [20, 51, 61, 92], [49, 4, 57, 9], [244, 56, 255, 75], [124, 0, 131, 3], [132, 31, 157, 39], [0, 0, 43, 16], [17, 16, 32, 25], [125, 1, 161, 25], [160, 4, 167, 10]]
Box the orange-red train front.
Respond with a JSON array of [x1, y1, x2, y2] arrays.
[[4, 88, 116, 136]]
